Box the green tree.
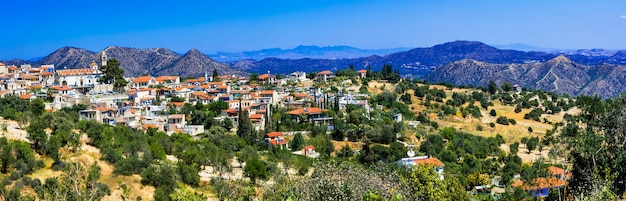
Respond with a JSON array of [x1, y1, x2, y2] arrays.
[[401, 165, 469, 201], [488, 80, 498, 94], [526, 137, 538, 154], [290, 133, 305, 151], [501, 82, 513, 92], [336, 144, 353, 158], [244, 157, 268, 184], [212, 69, 221, 82], [27, 117, 48, 154], [99, 58, 129, 91], [29, 98, 45, 117], [509, 142, 519, 155]]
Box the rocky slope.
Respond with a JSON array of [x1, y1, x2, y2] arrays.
[[11, 46, 245, 77], [425, 55, 625, 98]]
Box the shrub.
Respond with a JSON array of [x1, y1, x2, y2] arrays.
[[496, 116, 509, 125]]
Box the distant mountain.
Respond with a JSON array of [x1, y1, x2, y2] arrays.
[[425, 55, 626, 98], [9, 46, 246, 77], [209, 45, 410, 62], [493, 43, 561, 52], [156, 49, 243, 77], [231, 41, 557, 76]]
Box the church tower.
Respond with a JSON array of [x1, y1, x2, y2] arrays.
[[100, 51, 108, 67]]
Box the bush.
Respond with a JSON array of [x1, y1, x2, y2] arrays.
[[496, 116, 509, 125], [508, 118, 517, 125], [490, 109, 497, 117], [476, 125, 484, 131]]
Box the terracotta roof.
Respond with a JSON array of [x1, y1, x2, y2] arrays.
[[317, 70, 333, 75], [216, 85, 229, 89], [304, 145, 315, 150], [260, 90, 275, 95], [50, 86, 72, 91], [357, 69, 367, 73], [169, 114, 185, 119], [287, 107, 326, 115], [133, 76, 152, 83], [219, 75, 230, 79], [41, 72, 53, 76], [56, 68, 101, 76], [224, 108, 238, 114], [8, 66, 19, 71], [413, 157, 444, 167], [20, 74, 38, 80], [548, 166, 565, 175], [0, 90, 11, 95], [269, 139, 288, 145], [258, 74, 272, 80], [171, 102, 185, 107], [19, 94, 33, 99], [207, 82, 224, 86], [139, 88, 155, 91], [140, 96, 154, 101], [89, 62, 98, 67], [512, 177, 568, 191], [294, 93, 308, 98], [266, 132, 282, 138], [186, 77, 205, 83], [142, 124, 159, 129], [0, 62, 5, 66], [155, 76, 179, 82], [249, 114, 263, 120], [256, 110, 266, 114]]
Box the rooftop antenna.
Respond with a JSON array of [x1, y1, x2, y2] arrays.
[[407, 146, 415, 157]]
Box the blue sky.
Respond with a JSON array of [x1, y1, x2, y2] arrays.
[[1, 0, 625, 59]]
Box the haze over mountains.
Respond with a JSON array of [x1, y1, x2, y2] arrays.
[[208, 45, 411, 62], [2, 41, 626, 98]]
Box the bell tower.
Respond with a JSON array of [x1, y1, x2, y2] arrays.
[[100, 51, 108, 67]]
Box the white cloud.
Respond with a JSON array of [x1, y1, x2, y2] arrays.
[[621, 15, 626, 19]]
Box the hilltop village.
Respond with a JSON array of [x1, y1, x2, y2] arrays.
[[0, 51, 618, 201]]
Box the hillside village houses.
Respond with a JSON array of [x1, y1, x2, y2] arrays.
[[0, 54, 379, 149]]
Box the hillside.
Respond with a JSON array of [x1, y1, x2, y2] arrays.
[[425, 55, 626, 98]]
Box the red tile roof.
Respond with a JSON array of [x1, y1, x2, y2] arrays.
[[133, 76, 152, 83], [56, 68, 101, 76], [171, 102, 185, 107], [512, 177, 568, 191], [287, 107, 326, 115], [19, 94, 33, 99], [266, 132, 282, 138], [260, 90, 275, 95], [357, 69, 367, 73], [258, 74, 272, 80], [155, 76, 179, 82], [249, 114, 263, 120], [317, 70, 333, 75], [413, 157, 444, 167]]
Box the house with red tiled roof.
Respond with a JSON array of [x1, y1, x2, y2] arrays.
[[55, 68, 102, 87], [357, 69, 367, 79], [155, 76, 180, 86], [317, 70, 334, 82], [397, 156, 445, 180], [258, 90, 278, 105], [287, 107, 332, 124], [265, 132, 288, 149], [512, 177, 568, 198], [250, 113, 265, 131], [257, 73, 275, 84], [302, 145, 319, 158], [131, 76, 155, 88]]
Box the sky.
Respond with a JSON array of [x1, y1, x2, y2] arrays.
[[1, 0, 625, 59]]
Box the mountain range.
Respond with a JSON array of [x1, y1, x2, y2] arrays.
[[425, 56, 626, 98], [208, 45, 411, 62], [11, 46, 245, 77], [2, 41, 626, 97]]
